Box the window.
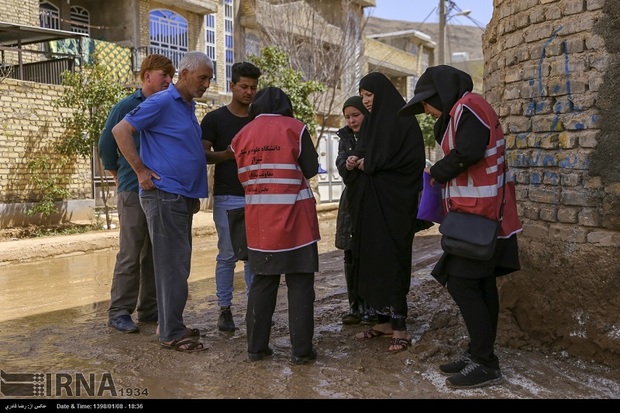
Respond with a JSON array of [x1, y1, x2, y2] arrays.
[[205, 13, 217, 81], [245, 33, 260, 57], [149, 9, 188, 69], [224, 0, 234, 92], [39, 1, 60, 29], [70, 6, 90, 35], [406, 42, 419, 55]]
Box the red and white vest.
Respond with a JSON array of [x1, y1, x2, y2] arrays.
[[231, 114, 320, 252], [441, 92, 522, 238]]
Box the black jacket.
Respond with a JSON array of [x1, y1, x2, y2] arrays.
[[334, 125, 358, 250]]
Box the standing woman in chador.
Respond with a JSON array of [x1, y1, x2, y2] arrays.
[[347, 72, 426, 353]]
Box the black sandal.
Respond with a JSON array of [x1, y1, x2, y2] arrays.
[[160, 337, 207, 353], [387, 337, 411, 353]]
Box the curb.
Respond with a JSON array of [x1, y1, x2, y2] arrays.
[[0, 203, 340, 266]]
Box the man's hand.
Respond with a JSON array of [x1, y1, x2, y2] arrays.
[[225, 145, 234, 160], [136, 167, 160, 191]]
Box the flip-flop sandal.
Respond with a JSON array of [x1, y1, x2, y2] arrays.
[[160, 337, 207, 353], [355, 327, 393, 340], [387, 337, 411, 353]]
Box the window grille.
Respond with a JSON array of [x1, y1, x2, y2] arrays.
[[39, 1, 60, 29], [224, 0, 234, 92], [149, 9, 188, 69], [205, 13, 217, 81], [70, 6, 90, 35]]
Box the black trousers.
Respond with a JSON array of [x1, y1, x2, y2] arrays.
[[446, 275, 500, 369], [246, 273, 315, 357]]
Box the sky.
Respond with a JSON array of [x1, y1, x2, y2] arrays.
[[367, 0, 494, 28]]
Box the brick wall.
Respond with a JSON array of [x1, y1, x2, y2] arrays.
[[0, 0, 37, 25], [485, 0, 620, 365], [0, 78, 91, 200], [0, 78, 93, 225]]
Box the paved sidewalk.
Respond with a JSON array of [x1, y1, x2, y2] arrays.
[[0, 203, 339, 266]]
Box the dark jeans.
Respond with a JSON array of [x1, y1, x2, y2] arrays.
[[246, 273, 315, 357], [108, 191, 156, 320], [140, 189, 195, 342], [447, 275, 500, 369]]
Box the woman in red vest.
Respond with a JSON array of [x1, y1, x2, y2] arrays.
[[231, 87, 320, 366], [400, 65, 522, 389]]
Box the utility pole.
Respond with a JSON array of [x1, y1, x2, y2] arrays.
[[438, 0, 446, 65]]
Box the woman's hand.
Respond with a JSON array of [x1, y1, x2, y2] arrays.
[[424, 168, 436, 186], [346, 155, 359, 171], [357, 158, 365, 171]]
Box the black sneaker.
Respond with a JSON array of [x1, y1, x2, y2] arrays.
[[342, 312, 362, 325], [439, 352, 471, 375], [290, 349, 317, 365], [217, 307, 236, 332], [108, 315, 139, 333], [247, 347, 274, 362], [445, 361, 504, 389]]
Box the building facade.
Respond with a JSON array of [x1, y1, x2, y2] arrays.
[[2, 0, 437, 222]]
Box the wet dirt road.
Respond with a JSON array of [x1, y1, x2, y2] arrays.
[[1, 211, 620, 402], [0, 234, 222, 323]]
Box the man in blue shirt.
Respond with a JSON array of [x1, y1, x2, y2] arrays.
[[98, 54, 175, 334], [112, 51, 213, 352]]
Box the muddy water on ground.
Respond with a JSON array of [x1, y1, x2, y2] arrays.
[[0, 237, 224, 323], [0, 217, 339, 324]]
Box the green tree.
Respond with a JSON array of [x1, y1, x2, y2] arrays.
[[25, 154, 71, 221], [249, 0, 369, 141], [54, 58, 129, 228], [248, 46, 325, 137], [417, 113, 438, 160]]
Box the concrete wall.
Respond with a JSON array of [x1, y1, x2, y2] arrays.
[[485, 0, 620, 365]]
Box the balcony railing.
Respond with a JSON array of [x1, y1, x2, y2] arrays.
[[4, 56, 75, 84], [133, 46, 186, 73], [0, 22, 86, 85], [132, 46, 215, 80]]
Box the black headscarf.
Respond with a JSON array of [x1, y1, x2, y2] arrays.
[[399, 65, 473, 143], [249, 86, 294, 119], [356, 72, 423, 174], [342, 95, 369, 117]]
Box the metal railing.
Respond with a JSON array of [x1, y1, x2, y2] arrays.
[[133, 46, 185, 72], [0, 42, 81, 86], [132, 47, 215, 80], [5, 56, 75, 84]]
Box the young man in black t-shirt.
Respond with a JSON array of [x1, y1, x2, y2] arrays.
[[200, 62, 261, 332]]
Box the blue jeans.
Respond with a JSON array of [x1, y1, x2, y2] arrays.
[[140, 189, 194, 342], [213, 195, 254, 308]]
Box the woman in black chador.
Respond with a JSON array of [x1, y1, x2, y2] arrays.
[[347, 72, 426, 352]]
